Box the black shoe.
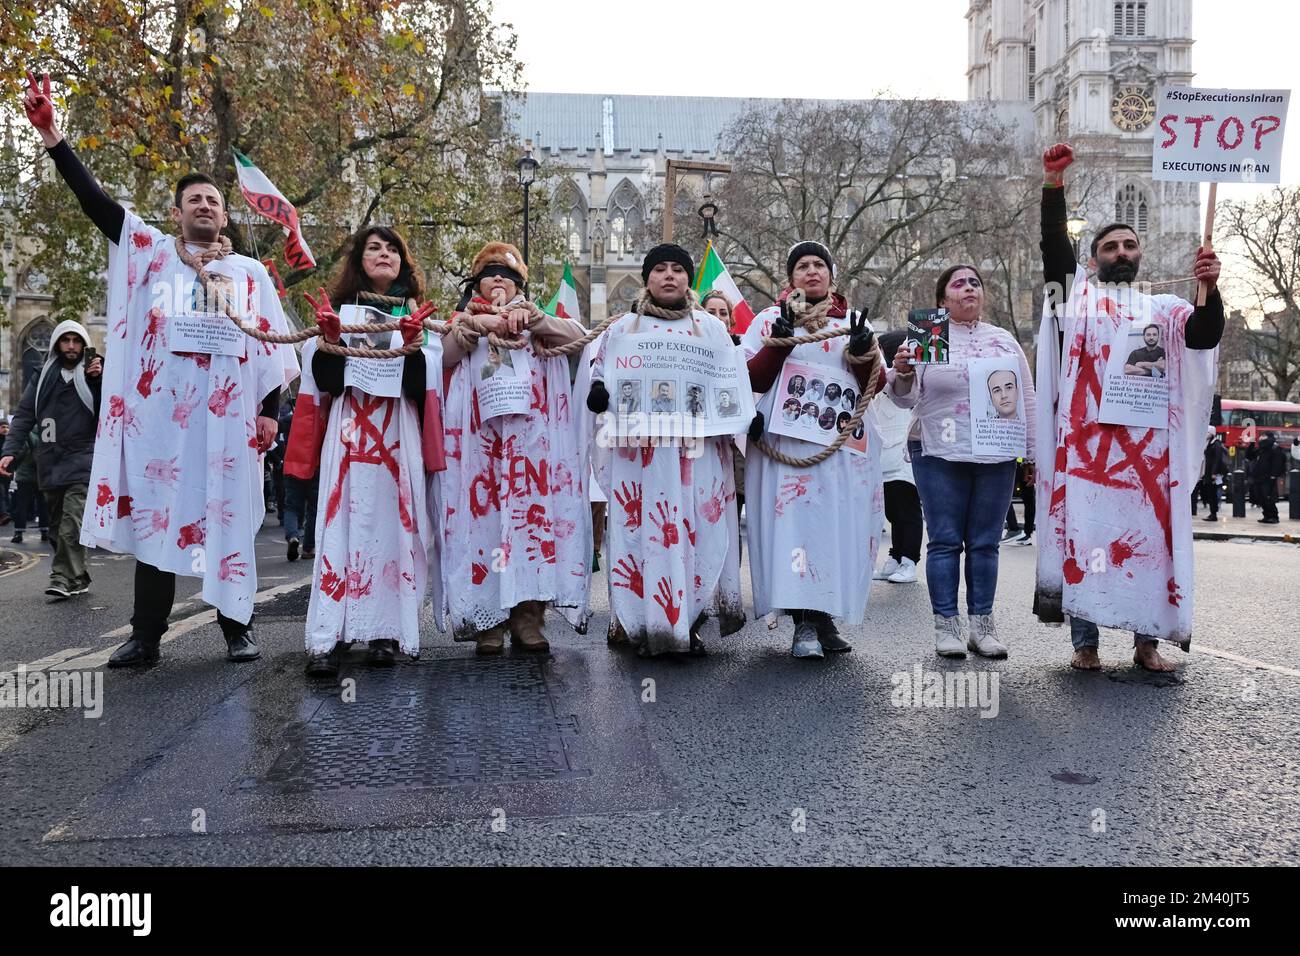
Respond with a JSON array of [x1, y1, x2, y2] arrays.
[[368, 638, 398, 667], [305, 646, 341, 678], [40, 531, 49, 543], [287, 537, 300, 562], [1259, 517, 1280, 524], [811, 611, 852, 653], [1202, 514, 1218, 521], [44, 583, 71, 600], [688, 633, 707, 656], [108, 635, 161, 668], [224, 628, 261, 663], [10, 532, 21, 544]]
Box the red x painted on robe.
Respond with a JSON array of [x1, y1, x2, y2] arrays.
[[324, 394, 413, 531]]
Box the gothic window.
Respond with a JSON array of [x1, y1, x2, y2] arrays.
[[1115, 183, 1149, 234], [608, 275, 642, 317], [1114, 2, 1147, 36], [20, 317, 54, 390], [552, 181, 587, 258], [607, 180, 644, 257]]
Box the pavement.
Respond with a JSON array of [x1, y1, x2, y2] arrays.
[[0, 515, 1298, 866]]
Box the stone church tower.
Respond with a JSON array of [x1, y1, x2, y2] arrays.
[[967, 0, 1201, 280]]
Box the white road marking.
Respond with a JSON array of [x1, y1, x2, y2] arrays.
[[1195, 644, 1300, 679], [23, 576, 313, 672]]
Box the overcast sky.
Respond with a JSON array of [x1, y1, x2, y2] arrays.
[[491, 0, 1297, 194]]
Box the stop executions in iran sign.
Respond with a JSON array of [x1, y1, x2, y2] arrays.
[[1153, 86, 1290, 183]]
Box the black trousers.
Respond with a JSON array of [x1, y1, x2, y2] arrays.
[[131, 560, 249, 640], [884, 480, 923, 563], [1254, 481, 1279, 521]]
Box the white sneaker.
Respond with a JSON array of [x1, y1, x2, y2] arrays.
[[968, 613, 1009, 658], [935, 615, 967, 658], [1000, 529, 1021, 543], [873, 556, 901, 581], [887, 557, 918, 583], [1016, 533, 1034, 546]]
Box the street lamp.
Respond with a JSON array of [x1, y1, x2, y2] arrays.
[[515, 139, 539, 281], [1066, 208, 1088, 258]]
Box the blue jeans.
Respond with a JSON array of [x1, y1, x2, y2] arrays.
[[283, 474, 319, 552], [1070, 617, 1158, 649], [909, 442, 1016, 618]]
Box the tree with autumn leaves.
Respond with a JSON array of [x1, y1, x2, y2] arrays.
[[0, 0, 562, 324]]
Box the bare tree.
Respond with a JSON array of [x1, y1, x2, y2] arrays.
[[1219, 188, 1300, 400], [709, 98, 1027, 327]]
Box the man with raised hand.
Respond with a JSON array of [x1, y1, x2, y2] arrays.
[[1036, 142, 1223, 672], [22, 72, 299, 667]]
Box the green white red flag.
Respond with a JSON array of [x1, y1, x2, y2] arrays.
[[232, 149, 316, 271], [694, 240, 755, 332], [544, 261, 583, 321]]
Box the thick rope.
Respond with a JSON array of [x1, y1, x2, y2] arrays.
[[172, 238, 448, 358], [750, 344, 884, 468]]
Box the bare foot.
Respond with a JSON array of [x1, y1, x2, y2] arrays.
[[1133, 642, 1177, 672], [1070, 647, 1101, 670]]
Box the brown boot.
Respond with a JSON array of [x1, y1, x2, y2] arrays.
[[475, 623, 506, 656], [509, 600, 550, 652]]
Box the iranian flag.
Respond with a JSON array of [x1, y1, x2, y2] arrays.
[[543, 261, 583, 322], [694, 240, 755, 333], [232, 149, 316, 271]]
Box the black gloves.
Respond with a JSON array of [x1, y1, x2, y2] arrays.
[[748, 411, 765, 443], [772, 299, 796, 338], [847, 308, 875, 357], [587, 380, 609, 413]]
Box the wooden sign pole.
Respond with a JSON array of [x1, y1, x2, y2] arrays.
[[1196, 181, 1217, 307]]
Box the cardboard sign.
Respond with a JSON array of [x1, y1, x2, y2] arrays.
[[967, 356, 1027, 458], [905, 309, 950, 365], [770, 359, 870, 456], [1153, 86, 1290, 183], [168, 313, 247, 357], [602, 331, 754, 441], [471, 341, 534, 420]]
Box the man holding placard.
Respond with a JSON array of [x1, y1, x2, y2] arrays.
[[22, 72, 300, 667], [1035, 137, 1228, 672]]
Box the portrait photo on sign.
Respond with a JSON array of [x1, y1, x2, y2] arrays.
[[614, 379, 642, 414], [479, 346, 517, 380], [818, 407, 837, 430], [824, 382, 842, 405], [800, 401, 820, 424], [650, 380, 676, 413], [966, 355, 1026, 458], [841, 387, 856, 411], [807, 379, 825, 402], [787, 374, 806, 397], [1123, 323, 1167, 378], [782, 398, 801, 422], [685, 382, 707, 418], [714, 387, 741, 417]]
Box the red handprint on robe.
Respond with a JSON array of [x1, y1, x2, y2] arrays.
[[104, 396, 141, 438], [613, 481, 643, 530], [611, 554, 644, 598], [700, 477, 727, 524], [208, 377, 241, 417], [142, 307, 167, 350], [176, 517, 205, 549], [144, 456, 181, 485], [136, 356, 162, 398], [648, 500, 680, 549], [132, 506, 170, 539], [218, 551, 247, 582], [320, 555, 346, 601], [774, 474, 813, 517], [652, 577, 683, 626], [526, 526, 556, 564], [171, 383, 200, 428]]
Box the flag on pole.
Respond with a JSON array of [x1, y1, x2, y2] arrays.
[[543, 261, 583, 322], [233, 149, 316, 271], [693, 240, 755, 333]]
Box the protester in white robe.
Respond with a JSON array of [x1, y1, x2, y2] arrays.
[[441, 242, 589, 654], [741, 242, 886, 659], [585, 244, 743, 657], [22, 73, 299, 667], [1034, 142, 1223, 672], [288, 227, 444, 676]]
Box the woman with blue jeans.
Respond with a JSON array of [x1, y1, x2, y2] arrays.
[[886, 264, 1036, 659]]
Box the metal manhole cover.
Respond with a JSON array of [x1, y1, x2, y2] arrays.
[[259, 657, 588, 793]]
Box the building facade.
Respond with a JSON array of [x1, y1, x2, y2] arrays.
[[967, 0, 1200, 280]]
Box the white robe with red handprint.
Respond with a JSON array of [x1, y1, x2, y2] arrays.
[[591, 310, 743, 655], [302, 336, 437, 655], [739, 306, 885, 623], [1034, 267, 1217, 646], [81, 211, 298, 624], [441, 302, 589, 637]]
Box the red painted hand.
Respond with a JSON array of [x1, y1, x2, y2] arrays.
[[304, 287, 341, 343], [652, 577, 683, 626], [1043, 143, 1074, 179], [23, 72, 54, 132], [400, 314, 423, 347]]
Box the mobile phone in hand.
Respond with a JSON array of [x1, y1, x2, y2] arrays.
[[83, 346, 98, 365]]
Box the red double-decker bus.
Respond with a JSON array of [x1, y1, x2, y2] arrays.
[[1216, 398, 1300, 447]]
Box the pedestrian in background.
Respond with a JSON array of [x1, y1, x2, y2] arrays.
[[3, 426, 49, 545], [0, 418, 11, 525], [871, 329, 922, 584], [0, 320, 102, 598]]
